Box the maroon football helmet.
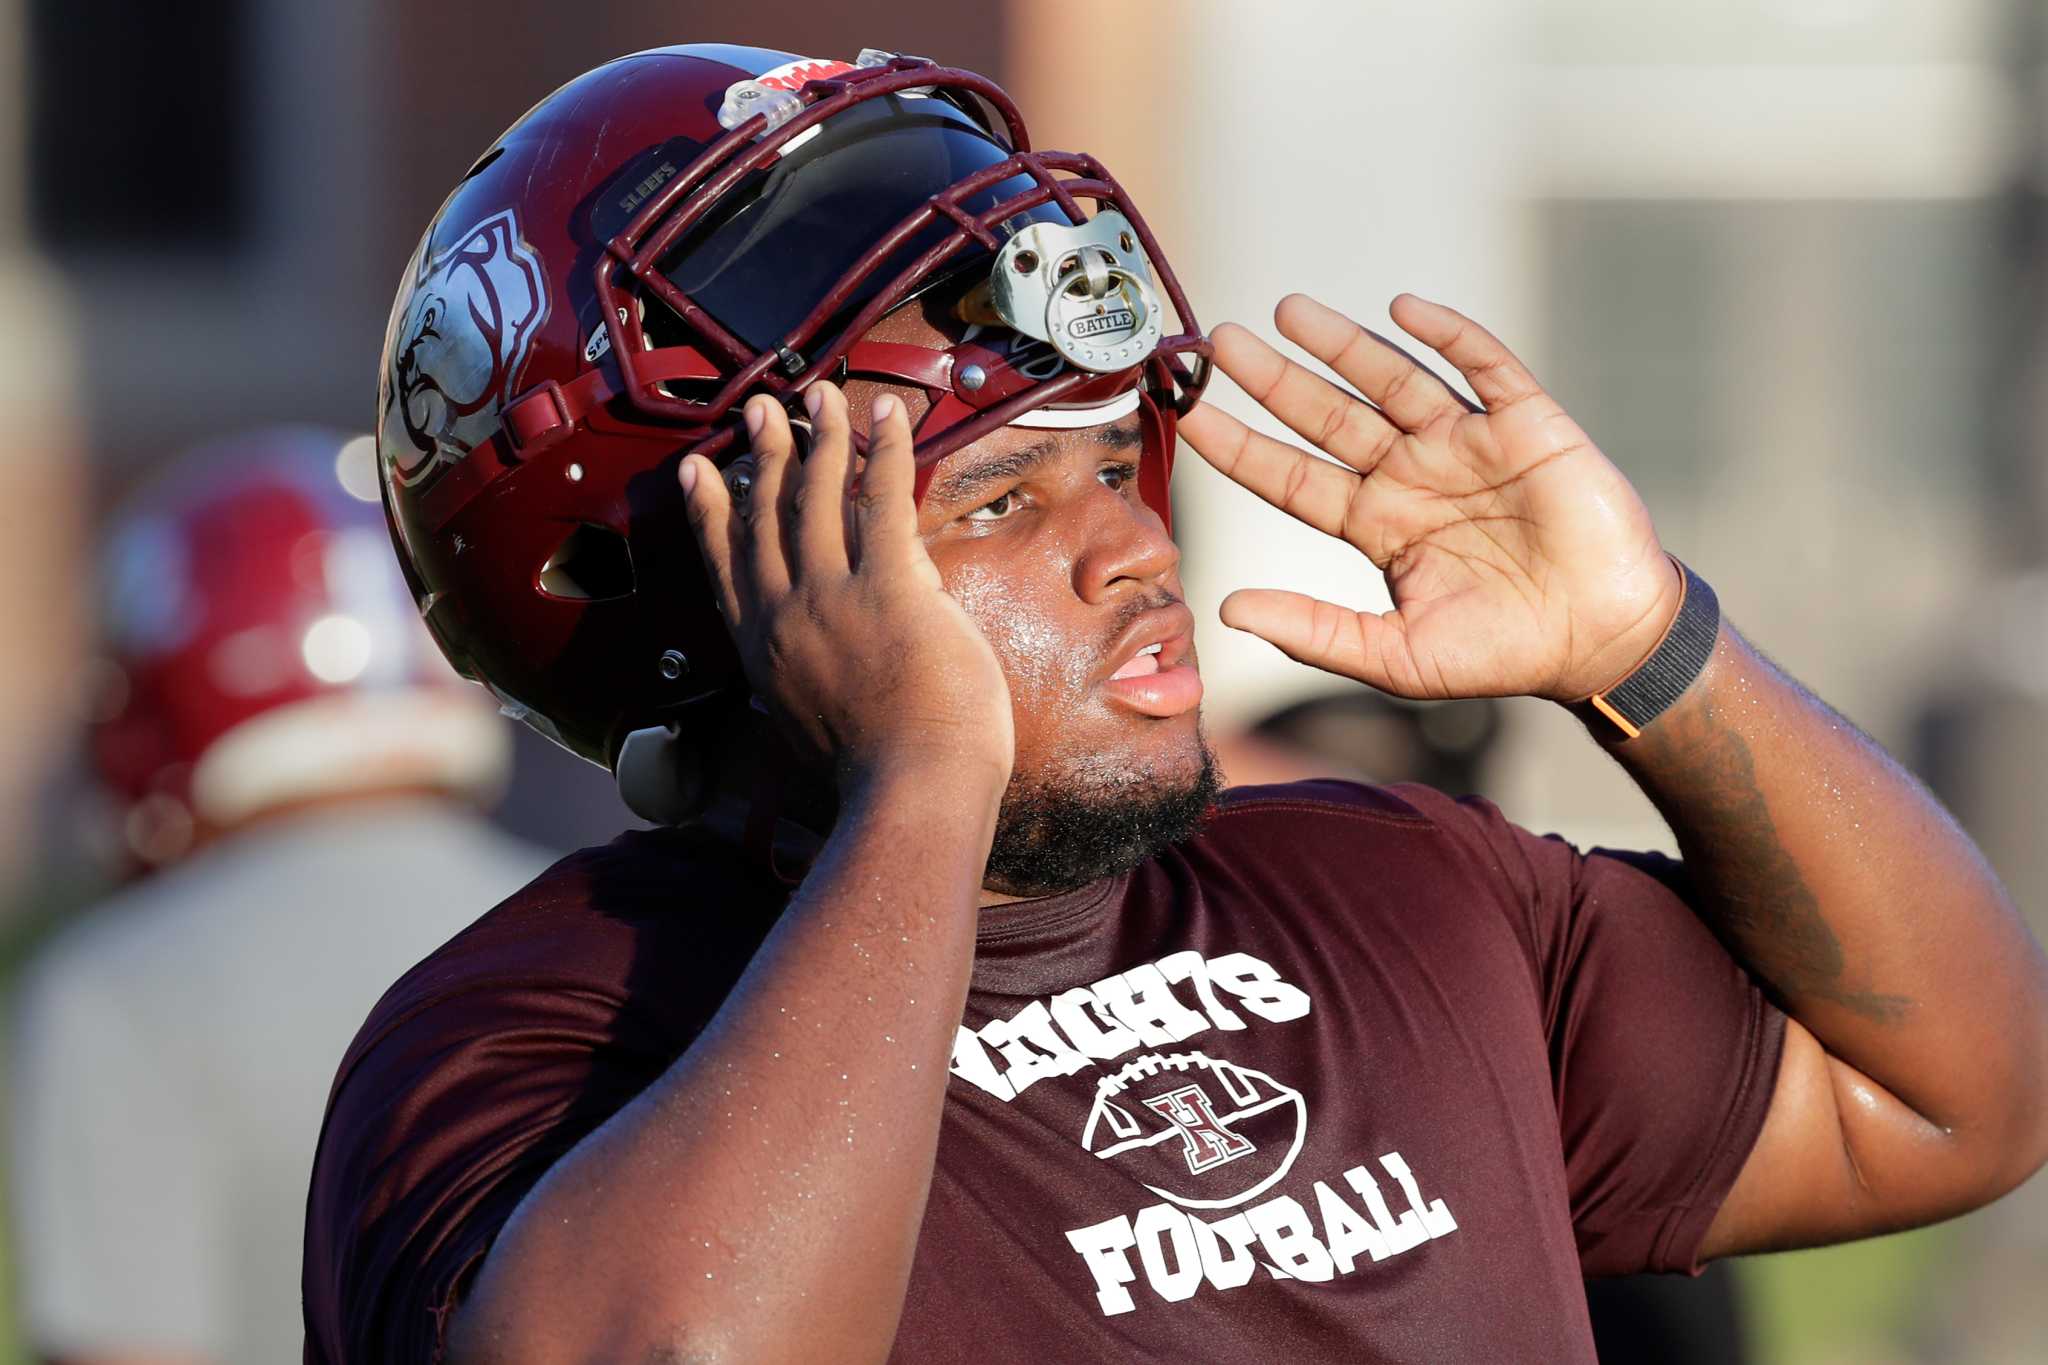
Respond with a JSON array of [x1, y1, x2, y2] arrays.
[[376, 43, 1209, 814], [91, 429, 509, 867]]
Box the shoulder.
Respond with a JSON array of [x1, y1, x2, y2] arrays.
[[1201, 778, 1531, 857], [327, 825, 781, 1085], [1181, 779, 1590, 922], [1213, 777, 1433, 823]]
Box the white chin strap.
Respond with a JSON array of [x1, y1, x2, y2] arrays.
[[1004, 390, 1140, 430]]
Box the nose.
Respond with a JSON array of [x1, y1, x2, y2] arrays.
[[1074, 483, 1180, 604]]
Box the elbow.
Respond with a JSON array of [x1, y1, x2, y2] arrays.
[[1939, 963, 2048, 1212], [1987, 988, 2048, 1200], [445, 1298, 734, 1365], [1979, 1077, 2048, 1208], [448, 1260, 849, 1365], [1938, 1035, 2048, 1214], [1942, 1125, 2048, 1223]]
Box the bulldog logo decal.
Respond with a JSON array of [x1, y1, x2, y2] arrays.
[[382, 210, 548, 486]]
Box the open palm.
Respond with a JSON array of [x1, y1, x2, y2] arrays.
[[1179, 293, 1682, 704]]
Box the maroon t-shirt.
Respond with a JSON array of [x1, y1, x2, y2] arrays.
[[303, 780, 1783, 1363]]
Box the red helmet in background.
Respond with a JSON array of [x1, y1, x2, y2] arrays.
[[91, 428, 510, 867], [376, 43, 1209, 815]]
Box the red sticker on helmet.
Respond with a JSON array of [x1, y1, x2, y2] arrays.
[[752, 58, 857, 92]]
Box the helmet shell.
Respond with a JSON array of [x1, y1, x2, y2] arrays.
[[379, 48, 755, 765], [376, 45, 1209, 772]]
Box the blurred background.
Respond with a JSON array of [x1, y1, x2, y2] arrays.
[[0, 1, 2039, 1361]]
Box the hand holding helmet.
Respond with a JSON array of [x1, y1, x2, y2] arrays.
[[681, 385, 1013, 792]]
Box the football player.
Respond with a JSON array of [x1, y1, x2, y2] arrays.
[[303, 46, 2048, 1362], [7, 430, 551, 1365]]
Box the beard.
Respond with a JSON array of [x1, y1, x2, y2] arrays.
[[982, 730, 1223, 899]]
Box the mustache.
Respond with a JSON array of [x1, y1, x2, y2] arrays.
[[1102, 592, 1183, 654]]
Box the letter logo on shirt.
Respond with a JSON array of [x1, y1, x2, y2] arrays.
[[1082, 1051, 1307, 1211], [1142, 1083, 1257, 1174]]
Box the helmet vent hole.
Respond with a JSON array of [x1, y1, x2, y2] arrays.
[[538, 524, 635, 601]]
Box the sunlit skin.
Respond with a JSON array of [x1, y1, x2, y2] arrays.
[[912, 415, 1206, 897], [716, 298, 1211, 903]]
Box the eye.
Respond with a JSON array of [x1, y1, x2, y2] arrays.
[[966, 490, 1019, 522], [1098, 462, 1139, 493]]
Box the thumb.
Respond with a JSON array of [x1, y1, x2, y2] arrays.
[[1221, 589, 1408, 693]]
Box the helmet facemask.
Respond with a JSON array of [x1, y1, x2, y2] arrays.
[[511, 54, 1209, 478]]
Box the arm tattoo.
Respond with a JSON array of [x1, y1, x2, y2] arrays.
[[1642, 690, 1912, 1025]]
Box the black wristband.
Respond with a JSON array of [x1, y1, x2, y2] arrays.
[[1586, 559, 1719, 740]]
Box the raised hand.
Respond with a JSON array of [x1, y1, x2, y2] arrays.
[[681, 385, 1014, 787], [1179, 294, 1683, 704]]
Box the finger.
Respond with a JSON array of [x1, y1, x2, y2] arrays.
[[852, 393, 931, 580], [1274, 293, 1476, 430], [678, 452, 744, 627], [1387, 293, 1542, 411], [742, 394, 799, 595], [1219, 588, 1425, 697], [1208, 322, 1400, 474], [1178, 400, 1364, 544], [794, 382, 852, 576]]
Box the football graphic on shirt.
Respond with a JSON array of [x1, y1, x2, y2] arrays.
[[1080, 1051, 1308, 1210]]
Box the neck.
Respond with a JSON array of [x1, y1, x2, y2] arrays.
[[699, 708, 1033, 904]]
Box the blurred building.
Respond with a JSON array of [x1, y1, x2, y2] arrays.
[[0, 0, 82, 890]]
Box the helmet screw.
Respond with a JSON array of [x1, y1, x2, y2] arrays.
[[658, 650, 689, 682], [957, 364, 987, 392]]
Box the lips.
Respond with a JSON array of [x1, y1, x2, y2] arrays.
[[1100, 603, 1202, 718], [1101, 603, 1196, 683]]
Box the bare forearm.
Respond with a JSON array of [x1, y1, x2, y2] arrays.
[[1610, 623, 2048, 1156], [448, 764, 1001, 1364]]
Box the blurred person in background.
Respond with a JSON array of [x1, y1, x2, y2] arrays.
[[1209, 690, 1501, 796], [6, 429, 553, 1365]]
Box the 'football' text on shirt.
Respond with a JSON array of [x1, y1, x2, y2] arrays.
[[1067, 1151, 1457, 1316]]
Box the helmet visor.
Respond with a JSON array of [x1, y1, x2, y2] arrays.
[[657, 95, 1067, 353]]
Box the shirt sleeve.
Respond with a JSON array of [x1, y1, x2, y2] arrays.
[[302, 960, 672, 1365], [302, 832, 780, 1365], [8, 948, 225, 1356], [1395, 785, 1786, 1278]]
